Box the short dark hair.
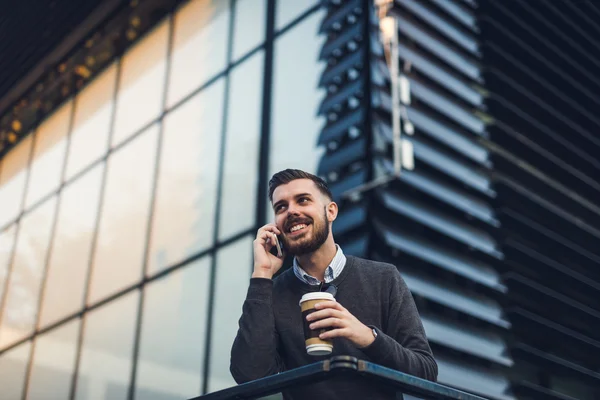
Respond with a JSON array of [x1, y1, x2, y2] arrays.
[[268, 169, 333, 202]]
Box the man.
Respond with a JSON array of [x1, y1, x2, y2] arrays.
[[230, 169, 437, 399]]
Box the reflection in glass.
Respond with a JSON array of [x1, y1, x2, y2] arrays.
[[112, 21, 169, 147], [219, 53, 263, 240], [74, 291, 138, 400], [65, 63, 117, 180], [38, 165, 104, 328], [24, 102, 72, 209], [270, 10, 325, 182], [0, 225, 16, 305], [0, 135, 32, 228], [167, 0, 229, 107], [26, 320, 79, 400], [0, 341, 31, 399], [89, 125, 158, 304], [276, 0, 318, 31], [232, 0, 265, 61], [0, 196, 56, 349], [148, 81, 224, 275], [135, 257, 211, 400], [208, 235, 252, 392]]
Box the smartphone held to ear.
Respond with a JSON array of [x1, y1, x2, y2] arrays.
[[270, 235, 283, 258]]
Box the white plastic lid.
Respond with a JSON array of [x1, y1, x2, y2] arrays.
[[306, 344, 333, 356], [299, 292, 335, 305]]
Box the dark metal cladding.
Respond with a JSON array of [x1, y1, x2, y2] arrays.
[[318, 0, 509, 398], [480, 0, 600, 398]]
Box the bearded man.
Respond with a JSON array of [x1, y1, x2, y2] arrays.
[[230, 169, 437, 400]]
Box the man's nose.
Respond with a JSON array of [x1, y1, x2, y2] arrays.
[[286, 203, 301, 216]]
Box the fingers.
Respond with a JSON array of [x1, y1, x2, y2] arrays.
[[306, 302, 373, 347], [309, 317, 344, 330], [319, 328, 350, 340], [255, 231, 278, 247], [306, 308, 344, 322], [257, 224, 281, 236], [314, 301, 345, 311], [255, 225, 282, 249], [261, 231, 278, 243]]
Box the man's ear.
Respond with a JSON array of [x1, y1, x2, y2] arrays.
[[326, 201, 338, 222]]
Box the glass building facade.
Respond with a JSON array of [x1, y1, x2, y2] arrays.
[[0, 1, 326, 399], [1, 0, 600, 399]]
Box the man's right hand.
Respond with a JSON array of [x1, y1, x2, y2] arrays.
[[252, 224, 284, 279]]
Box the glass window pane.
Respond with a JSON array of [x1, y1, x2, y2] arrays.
[[135, 257, 211, 400], [219, 53, 263, 240], [26, 320, 79, 400], [24, 101, 72, 209], [0, 225, 17, 305], [208, 235, 252, 392], [270, 11, 325, 180], [0, 135, 32, 228], [167, 0, 230, 108], [89, 125, 158, 304], [38, 164, 104, 328], [147, 81, 224, 275], [232, 0, 266, 61], [276, 0, 318, 31], [74, 291, 138, 400], [112, 21, 169, 147], [65, 63, 117, 181], [0, 197, 56, 349], [0, 341, 31, 399]]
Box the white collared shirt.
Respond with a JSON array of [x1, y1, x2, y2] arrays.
[[292, 245, 346, 285]]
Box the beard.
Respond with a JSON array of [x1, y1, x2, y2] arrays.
[[281, 207, 330, 256]]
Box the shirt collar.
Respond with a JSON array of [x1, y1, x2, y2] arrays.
[[292, 245, 346, 285]]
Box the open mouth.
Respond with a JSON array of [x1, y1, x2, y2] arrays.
[[288, 222, 311, 236]]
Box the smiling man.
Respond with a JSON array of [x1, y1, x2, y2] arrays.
[[230, 169, 437, 399]]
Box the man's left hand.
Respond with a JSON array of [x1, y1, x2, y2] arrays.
[[307, 301, 375, 348]]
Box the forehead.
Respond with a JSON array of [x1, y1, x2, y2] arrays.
[[272, 179, 320, 203]]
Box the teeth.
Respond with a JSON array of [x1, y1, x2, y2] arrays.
[[290, 224, 307, 232]]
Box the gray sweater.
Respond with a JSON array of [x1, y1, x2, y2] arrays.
[[230, 255, 438, 399]]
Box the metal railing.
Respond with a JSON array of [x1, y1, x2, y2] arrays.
[[190, 356, 488, 400]]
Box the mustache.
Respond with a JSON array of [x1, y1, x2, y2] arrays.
[[285, 217, 312, 231]]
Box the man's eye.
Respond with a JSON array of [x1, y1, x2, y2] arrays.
[[299, 198, 308, 203]]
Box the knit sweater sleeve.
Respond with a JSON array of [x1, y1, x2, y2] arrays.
[[230, 278, 284, 383], [361, 267, 438, 381]]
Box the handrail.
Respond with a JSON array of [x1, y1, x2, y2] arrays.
[[190, 356, 489, 400]]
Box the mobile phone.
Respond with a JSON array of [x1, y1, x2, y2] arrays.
[[270, 235, 283, 258]]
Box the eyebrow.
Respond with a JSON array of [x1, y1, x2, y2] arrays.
[[273, 193, 314, 210]]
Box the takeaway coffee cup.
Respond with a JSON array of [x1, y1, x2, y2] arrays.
[[299, 292, 335, 356]]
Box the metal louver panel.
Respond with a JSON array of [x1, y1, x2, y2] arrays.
[[370, 2, 512, 396], [421, 313, 512, 366], [436, 354, 512, 400], [316, 0, 384, 257], [317, 0, 512, 399], [398, 267, 508, 328], [375, 218, 503, 290]]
